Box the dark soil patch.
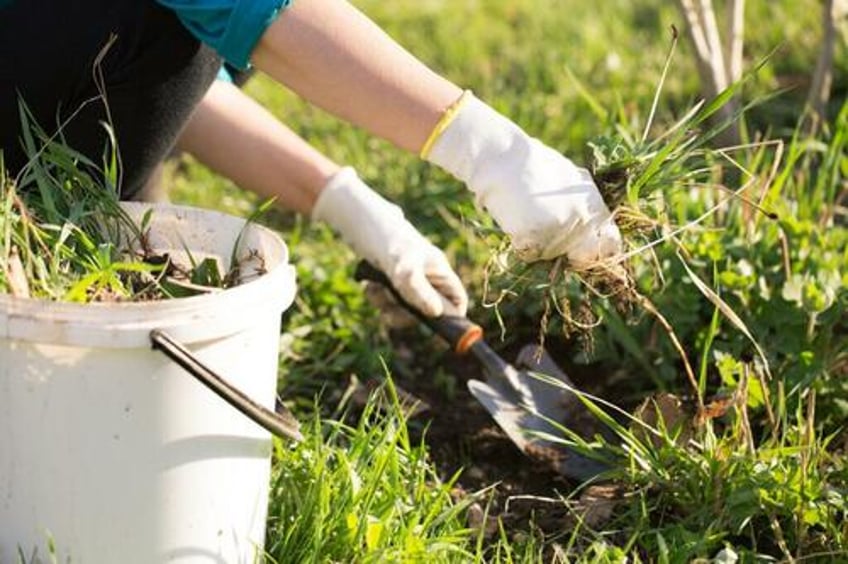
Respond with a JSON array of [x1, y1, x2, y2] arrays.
[[405, 374, 576, 538], [380, 327, 631, 541]]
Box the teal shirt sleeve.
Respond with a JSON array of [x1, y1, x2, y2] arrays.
[[157, 0, 292, 70]]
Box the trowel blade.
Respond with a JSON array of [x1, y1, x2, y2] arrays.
[[468, 343, 612, 481], [467, 377, 609, 481]]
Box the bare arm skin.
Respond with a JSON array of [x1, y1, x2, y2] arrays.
[[176, 80, 339, 215], [180, 0, 465, 213], [251, 0, 463, 154], [173, 0, 617, 313], [175, 77, 470, 318]]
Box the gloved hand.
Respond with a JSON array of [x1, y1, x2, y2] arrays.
[[312, 167, 468, 319], [423, 92, 622, 267]]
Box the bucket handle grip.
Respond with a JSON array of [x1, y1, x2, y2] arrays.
[[150, 329, 303, 442]]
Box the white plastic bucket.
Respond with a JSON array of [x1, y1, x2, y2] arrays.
[[0, 202, 297, 563]]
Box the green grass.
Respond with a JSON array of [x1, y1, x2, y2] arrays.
[[523, 369, 848, 561], [164, 0, 847, 561], [1, 104, 253, 303], [0, 105, 155, 302], [264, 380, 477, 563]]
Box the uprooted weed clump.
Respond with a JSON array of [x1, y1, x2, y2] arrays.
[[481, 34, 784, 410]]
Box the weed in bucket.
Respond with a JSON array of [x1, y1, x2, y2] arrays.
[[0, 102, 270, 303], [1, 100, 300, 563], [1, 105, 143, 300]]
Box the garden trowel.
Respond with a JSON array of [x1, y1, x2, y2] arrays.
[[355, 261, 609, 481]]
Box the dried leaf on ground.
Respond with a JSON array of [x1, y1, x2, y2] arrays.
[[631, 392, 693, 447], [466, 502, 499, 538], [572, 483, 626, 529]]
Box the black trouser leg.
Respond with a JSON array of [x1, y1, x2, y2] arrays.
[[0, 0, 221, 199]]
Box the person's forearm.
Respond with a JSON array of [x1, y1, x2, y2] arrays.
[[251, 0, 463, 154], [177, 80, 339, 215]]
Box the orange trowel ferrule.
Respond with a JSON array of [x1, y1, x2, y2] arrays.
[[455, 324, 483, 355]]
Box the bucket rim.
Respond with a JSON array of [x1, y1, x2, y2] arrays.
[[0, 202, 297, 348]]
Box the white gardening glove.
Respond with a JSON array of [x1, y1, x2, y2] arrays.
[[423, 92, 622, 266], [312, 167, 468, 318]]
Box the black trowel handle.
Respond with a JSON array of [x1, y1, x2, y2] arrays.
[[354, 260, 483, 355]]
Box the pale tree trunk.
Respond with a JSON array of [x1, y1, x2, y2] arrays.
[[676, 0, 745, 147], [725, 0, 745, 83], [807, 0, 848, 131]]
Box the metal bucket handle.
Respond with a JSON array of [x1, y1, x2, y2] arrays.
[[150, 329, 302, 442]]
